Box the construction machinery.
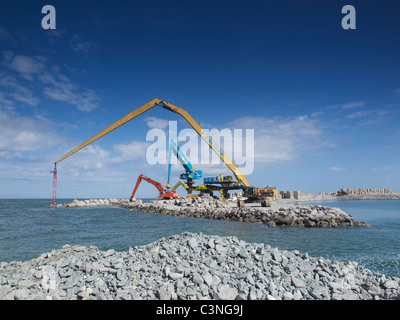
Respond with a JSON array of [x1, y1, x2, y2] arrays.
[[52, 98, 277, 207], [50, 165, 57, 206], [130, 174, 179, 201], [167, 140, 232, 198], [167, 139, 202, 191], [170, 179, 225, 198], [237, 186, 277, 207], [170, 180, 189, 193], [337, 189, 350, 196], [203, 173, 245, 199]]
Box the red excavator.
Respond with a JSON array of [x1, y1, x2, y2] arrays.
[[129, 174, 179, 201]]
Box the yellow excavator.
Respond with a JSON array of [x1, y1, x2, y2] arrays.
[[171, 180, 226, 199], [53, 98, 277, 207]]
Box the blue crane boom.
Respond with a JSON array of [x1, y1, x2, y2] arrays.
[[167, 139, 202, 188]]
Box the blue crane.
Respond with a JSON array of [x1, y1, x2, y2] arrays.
[[167, 139, 202, 189]]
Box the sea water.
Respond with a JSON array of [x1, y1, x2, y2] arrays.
[[0, 199, 399, 277]]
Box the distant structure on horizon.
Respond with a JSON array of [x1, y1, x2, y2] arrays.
[[231, 188, 393, 201], [296, 188, 393, 200], [338, 188, 391, 195]]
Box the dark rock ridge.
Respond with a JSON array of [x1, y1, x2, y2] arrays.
[[121, 198, 371, 228]]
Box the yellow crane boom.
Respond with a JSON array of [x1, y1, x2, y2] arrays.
[[55, 98, 251, 187]]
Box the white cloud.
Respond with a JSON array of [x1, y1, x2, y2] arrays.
[[112, 141, 150, 163], [7, 55, 46, 80], [145, 117, 170, 130], [70, 35, 95, 57], [342, 101, 364, 109], [0, 74, 40, 106], [228, 115, 323, 164], [57, 140, 151, 173], [330, 166, 345, 172], [0, 91, 13, 109], [346, 110, 373, 119], [0, 109, 64, 185], [311, 111, 324, 118], [371, 166, 394, 172], [358, 109, 389, 126], [75, 89, 99, 112], [43, 83, 99, 112], [0, 109, 59, 152], [62, 145, 110, 171], [40, 71, 100, 112], [2, 52, 100, 111]]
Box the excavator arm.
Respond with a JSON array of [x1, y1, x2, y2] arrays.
[[161, 101, 250, 187], [171, 180, 189, 192], [167, 139, 202, 188], [55, 99, 162, 164], [55, 98, 251, 188], [130, 174, 170, 200]]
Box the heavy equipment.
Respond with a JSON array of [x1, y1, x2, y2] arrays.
[[53, 98, 277, 207], [167, 139, 225, 197], [170, 180, 225, 198], [130, 174, 179, 201], [237, 186, 277, 207], [167, 139, 202, 190], [203, 173, 244, 199], [337, 189, 350, 196]]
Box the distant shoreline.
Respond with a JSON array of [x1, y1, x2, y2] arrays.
[[1, 194, 400, 201], [298, 193, 400, 202]]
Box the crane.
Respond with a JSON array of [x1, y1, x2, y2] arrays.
[[167, 139, 202, 190], [54, 99, 249, 184], [52, 98, 276, 207], [167, 139, 224, 197], [130, 174, 179, 201], [171, 180, 226, 198]]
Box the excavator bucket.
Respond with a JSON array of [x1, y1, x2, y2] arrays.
[[130, 174, 179, 201]]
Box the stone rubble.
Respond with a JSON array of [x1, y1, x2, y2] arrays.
[[61, 197, 370, 228], [121, 197, 371, 228], [63, 198, 130, 207], [0, 232, 398, 300]]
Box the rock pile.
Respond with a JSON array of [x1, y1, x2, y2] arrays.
[[0, 233, 398, 300], [60, 197, 369, 228], [122, 199, 370, 228], [63, 198, 130, 207]]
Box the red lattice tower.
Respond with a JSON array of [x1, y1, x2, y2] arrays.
[[51, 164, 57, 205]]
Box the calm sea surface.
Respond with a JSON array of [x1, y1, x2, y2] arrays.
[[0, 199, 399, 277]]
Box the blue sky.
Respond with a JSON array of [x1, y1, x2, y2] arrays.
[[0, 0, 399, 199]]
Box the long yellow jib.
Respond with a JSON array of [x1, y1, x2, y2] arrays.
[[162, 101, 250, 187], [55, 98, 250, 187], [55, 99, 162, 164]]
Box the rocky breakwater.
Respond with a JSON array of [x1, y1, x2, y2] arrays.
[[338, 193, 400, 201], [122, 197, 370, 228], [0, 232, 399, 300], [63, 198, 130, 207]]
